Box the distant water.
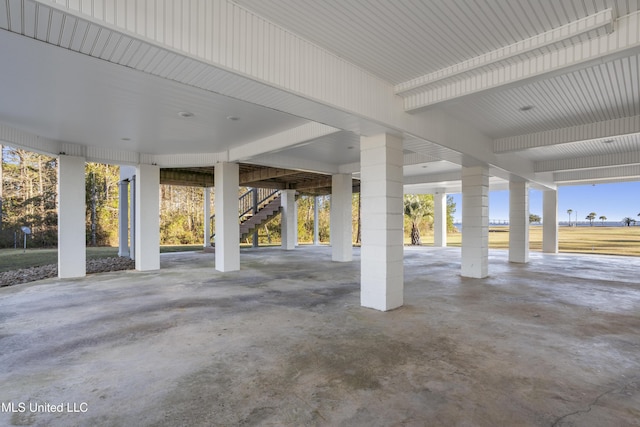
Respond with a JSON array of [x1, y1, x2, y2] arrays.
[[453, 221, 634, 231]]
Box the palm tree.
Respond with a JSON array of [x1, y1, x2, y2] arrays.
[[599, 215, 607, 226], [404, 195, 433, 245], [586, 212, 596, 226], [622, 217, 635, 227], [567, 209, 573, 227]]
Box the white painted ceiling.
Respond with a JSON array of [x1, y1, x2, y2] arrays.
[[233, 0, 635, 84], [0, 29, 307, 155], [1, 0, 640, 189]]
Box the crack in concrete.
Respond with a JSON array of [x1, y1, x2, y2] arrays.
[[550, 377, 639, 427]]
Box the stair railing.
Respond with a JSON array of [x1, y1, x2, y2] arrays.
[[210, 188, 280, 241]]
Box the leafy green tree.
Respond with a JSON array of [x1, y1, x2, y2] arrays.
[[529, 213, 541, 224], [599, 215, 607, 226], [586, 212, 596, 226], [447, 195, 457, 232], [404, 195, 433, 245], [622, 217, 635, 227]]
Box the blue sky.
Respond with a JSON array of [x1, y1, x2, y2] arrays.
[[450, 181, 640, 224]]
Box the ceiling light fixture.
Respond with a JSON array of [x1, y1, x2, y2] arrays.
[[178, 111, 195, 118], [347, 146, 354, 150], [121, 137, 131, 141], [226, 116, 240, 121], [603, 139, 614, 144], [519, 105, 534, 112]]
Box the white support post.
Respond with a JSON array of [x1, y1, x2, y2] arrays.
[[281, 190, 296, 250], [135, 164, 160, 271], [130, 175, 136, 260], [215, 162, 240, 271], [204, 187, 211, 248], [509, 181, 530, 263], [57, 155, 86, 278], [543, 189, 559, 253], [433, 191, 447, 247], [360, 133, 404, 311], [331, 174, 353, 262], [118, 180, 130, 257], [461, 165, 489, 278], [313, 196, 320, 245]]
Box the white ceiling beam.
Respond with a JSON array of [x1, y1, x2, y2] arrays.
[[494, 115, 640, 153], [535, 150, 640, 172], [554, 164, 640, 184], [395, 9, 613, 97], [404, 171, 461, 185], [338, 151, 439, 174], [400, 10, 640, 112], [246, 154, 339, 175], [0, 123, 61, 156], [228, 122, 341, 161]]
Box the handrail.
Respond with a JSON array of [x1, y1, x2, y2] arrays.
[[209, 188, 280, 240]]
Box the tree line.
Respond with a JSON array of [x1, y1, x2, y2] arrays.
[[1, 146, 457, 249]]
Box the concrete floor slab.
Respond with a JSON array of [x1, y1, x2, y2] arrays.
[[1, 246, 640, 426]]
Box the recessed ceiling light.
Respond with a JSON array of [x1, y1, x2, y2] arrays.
[[519, 105, 534, 112], [178, 111, 195, 118], [121, 137, 131, 141], [603, 139, 614, 144], [422, 165, 428, 168], [226, 116, 240, 121], [347, 146, 354, 150]]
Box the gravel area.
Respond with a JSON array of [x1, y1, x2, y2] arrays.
[[0, 257, 135, 287]]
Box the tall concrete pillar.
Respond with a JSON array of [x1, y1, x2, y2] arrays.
[[313, 196, 319, 245], [203, 187, 211, 248], [331, 174, 353, 262], [135, 164, 160, 271], [461, 165, 489, 278], [543, 189, 559, 253], [360, 133, 404, 311], [57, 155, 86, 278], [433, 191, 447, 247], [281, 190, 296, 250], [118, 180, 130, 257], [214, 162, 240, 271], [130, 175, 136, 260], [509, 181, 530, 263]]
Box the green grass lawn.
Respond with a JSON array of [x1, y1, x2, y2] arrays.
[[3, 227, 640, 273]]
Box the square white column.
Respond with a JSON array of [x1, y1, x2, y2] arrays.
[[204, 187, 211, 248], [57, 155, 86, 278], [433, 191, 447, 247], [360, 133, 404, 311], [331, 174, 353, 262], [509, 181, 530, 263], [543, 189, 558, 253], [135, 164, 160, 271], [118, 180, 129, 257], [461, 165, 489, 278], [281, 189, 296, 250], [215, 162, 240, 271]]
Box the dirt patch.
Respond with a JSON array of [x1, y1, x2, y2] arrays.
[[0, 257, 135, 287]]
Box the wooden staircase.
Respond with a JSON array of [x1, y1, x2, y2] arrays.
[[210, 188, 282, 243], [239, 195, 281, 241]]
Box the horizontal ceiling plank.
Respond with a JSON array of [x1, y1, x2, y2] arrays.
[[401, 10, 640, 111], [494, 115, 640, 153], [535, 150, 640, 172]]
